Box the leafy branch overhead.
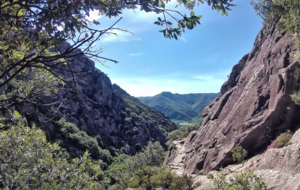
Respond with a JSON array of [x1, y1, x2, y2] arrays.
[[152, 0, 234, 39], [0, 0, 234, 112]]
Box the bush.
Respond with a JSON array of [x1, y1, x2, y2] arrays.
[[129, 167, 194, 190], [0, 120, 103, 189], [129, 166, 158, 190], [275, 130, 293, 148], [150, 168, 176, 189], [207, 170, 268, 190], [291, 91, 300, 104], [170, 174, 194, 190], [231, 146, 248, 163], [58, 118, 113, 163]]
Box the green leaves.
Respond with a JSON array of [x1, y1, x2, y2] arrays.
[[158, 12, 202, 39], [0, 118, 103, 189], [208, 170, 268, 190]]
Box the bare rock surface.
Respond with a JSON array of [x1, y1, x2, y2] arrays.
[[165, 24, 300, 174], [193, 128, 300, 190]]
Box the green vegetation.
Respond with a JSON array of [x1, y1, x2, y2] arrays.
[[0, 115, 103, 189], [114, 85, 177, 134], [251, 0, 300, 40], [138, 92, 219, 122], [275, 130, 293, 148], [0, 113, 181, 190], [58, 118, 113, 163], [231, 146, 248, 163], [172, 120, 200, 128], [128, 167, 194, 190], [208, 170, 268, 190], [170, 174, 194, 190], [105, 141, 165, 189], [0, 0, 232, 111], [166, 124, 199, 146], [291, 91, 300, 104], [104, 141, 195, 190]]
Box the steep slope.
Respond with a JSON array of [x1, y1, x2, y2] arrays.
[[138, 92, 219, 122], [13, 43, 177, 163], [164, 24, 300, 174], [193, 128, 300, 190]]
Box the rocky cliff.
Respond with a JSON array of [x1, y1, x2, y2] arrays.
[[164, 24, 300, 174], [193, 127, 300, 190], [12, 43, 177, 163]]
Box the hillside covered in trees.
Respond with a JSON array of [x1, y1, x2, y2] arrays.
[[138, 92, 219, 122]]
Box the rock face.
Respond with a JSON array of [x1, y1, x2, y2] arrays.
[[194, 128, 300, 190], [164, 25, 300, 174], [16, 43, 177, 161]]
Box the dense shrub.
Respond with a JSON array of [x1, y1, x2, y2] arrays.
[[275, 130, 293, 148], [129, 166, 158, 190], [207, 170, 268, 190], [128, 167, 194, 190], [291, 91, 300, 104], [58, 118, 113, 163], [0, 119, 103, 189], [105, 141, 166, 189], [231, 146, 248, 163], [170, 174, 194, 190], [267, 130, 293, 150], [150, 168, 176, 189]]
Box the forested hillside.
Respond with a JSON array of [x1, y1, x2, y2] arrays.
[[138, 92, 219, 122]]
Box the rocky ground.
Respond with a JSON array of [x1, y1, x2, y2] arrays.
[[166, 128, 300, 189]]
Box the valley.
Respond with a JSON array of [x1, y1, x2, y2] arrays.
[[1, 0, 300, 190], [138, 92, 219, 123]]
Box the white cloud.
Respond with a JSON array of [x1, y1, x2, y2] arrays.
[[86, 10, 102, 21], [130, 53, 144, 56], [223, 58, 227, 63]]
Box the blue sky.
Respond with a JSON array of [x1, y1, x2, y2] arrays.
[[92, 0, 262, 97]]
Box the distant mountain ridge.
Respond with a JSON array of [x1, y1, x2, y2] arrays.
[[137, 92, 219, 122]]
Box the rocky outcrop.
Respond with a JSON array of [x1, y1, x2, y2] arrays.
[[164, 24, 300, 174], [15, 43, 177, 161], [194, 128, 300, 190]]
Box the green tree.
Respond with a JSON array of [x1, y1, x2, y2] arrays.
[[0, 113, 103, 189], [0, 0, 234, 111]]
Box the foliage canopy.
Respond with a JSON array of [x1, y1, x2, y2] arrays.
[[0, 113, 103, 189], [0, 0, 234, 112]]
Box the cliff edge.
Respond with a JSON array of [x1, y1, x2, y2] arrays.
[[164, 24, 300, 174]]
